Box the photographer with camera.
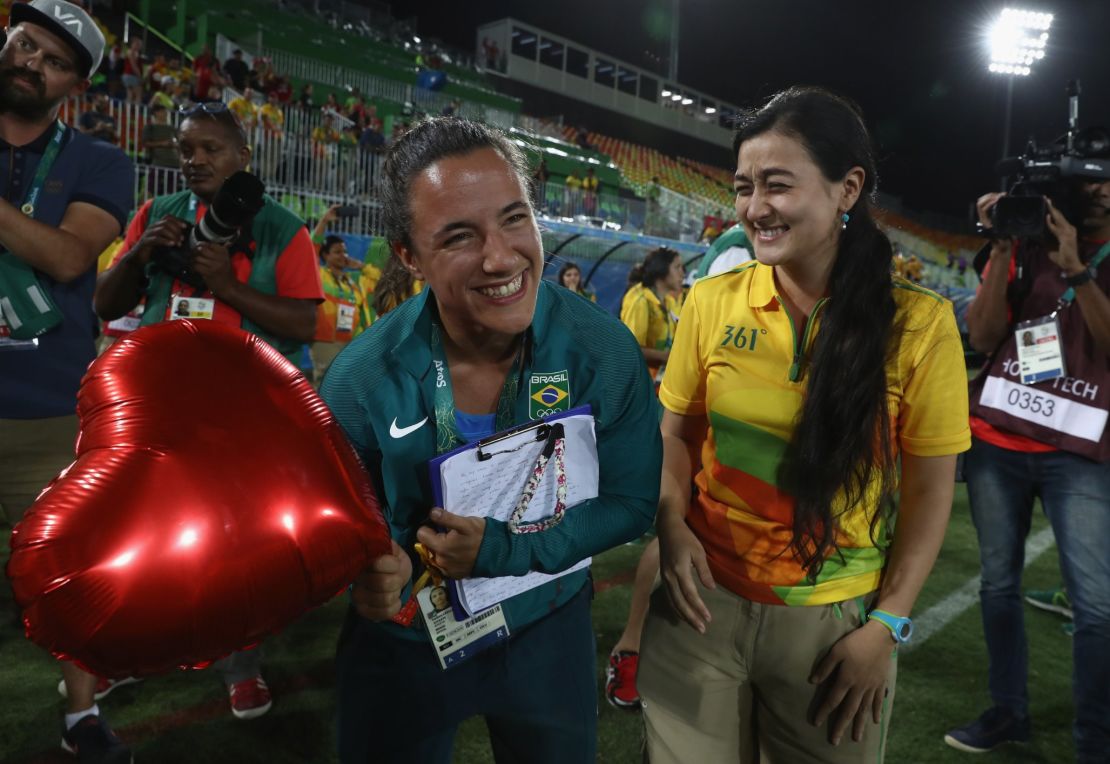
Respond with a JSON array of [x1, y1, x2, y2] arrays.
[[95, 103, 322, 367], [944, 130, 1110, 761], [93, 102, 323, 722], [0, 1, 136, 760]]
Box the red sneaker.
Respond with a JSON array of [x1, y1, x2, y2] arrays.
[[228, 676, 272, 720], [605, 650, 641, 710]]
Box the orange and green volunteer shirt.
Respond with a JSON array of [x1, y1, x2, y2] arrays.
[[659, 262, 971, 606], [314, 266, 366, 343]]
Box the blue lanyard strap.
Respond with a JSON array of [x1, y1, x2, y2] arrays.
[[19, 121, 66, 218], [429, 322, 524, 455]]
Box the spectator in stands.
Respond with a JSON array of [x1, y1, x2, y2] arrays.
[[556, 261, 595, 301], [358, 118, 385, 152], [297, 82, 314, 110], [105, 37, 123, 97], [228, 87, 259, 130], [639, 86, 969, 763], [148, 79, 174, 110], [120, 36, 143, 102], [170, 80, 194, 109], [564, 168, 582, 214], [441, 98, 461, 117], [142, 103, 177, 167], [257, 90, 285, 179], [94, 102, 323, 723], [259, 90, 284, 136], [312, 113, 341, 145], [78, 92, 116, 144], [343, 86, 363, 114], [320, 116, 660, 764], [387, 120, 410, 148], [583, 166, 599, 216], [165, 55, 192, 91], [322, 91, 341, 115], [944, 168, 1110, 760], [271, 75, 292, 104], [575, 126, 595, 152], [223, 48, 249, 91], [0, 2, 135, 759]]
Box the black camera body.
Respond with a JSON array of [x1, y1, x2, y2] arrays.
[[151, 171, 266, 291], [151, 224, 208, 290], [989, 81, 1110, 239]]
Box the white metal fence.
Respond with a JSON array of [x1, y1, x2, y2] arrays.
[[62, 95, 386, 232]]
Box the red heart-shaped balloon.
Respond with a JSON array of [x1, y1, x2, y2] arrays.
[[7, 320, 390, 677]]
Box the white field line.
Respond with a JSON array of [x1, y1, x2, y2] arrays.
[[904, 525, 1057, 652]]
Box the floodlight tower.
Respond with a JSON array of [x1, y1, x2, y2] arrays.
[[988, 7, 1053, 164]]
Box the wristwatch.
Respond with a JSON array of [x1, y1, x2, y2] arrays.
[[867, 609, 913, 644], [1064, 267, 1094, 287]]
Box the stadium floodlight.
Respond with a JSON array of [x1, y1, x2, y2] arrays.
[[661, 89, 672, 97], [670, 94, 682, 101], [986, 7, 1054, 177], [681, 97, 693, 105], [705, 106, 717, 114], [988, 7, 1052, 77], [413, 36, 421, 44]]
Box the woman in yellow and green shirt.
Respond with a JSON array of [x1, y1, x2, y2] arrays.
[[619, 247, 684, 381], [312, 234, 366, 384], [639, 87, 970, 763]]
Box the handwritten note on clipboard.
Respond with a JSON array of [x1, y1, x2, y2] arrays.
[[429, 406, 599, 617]]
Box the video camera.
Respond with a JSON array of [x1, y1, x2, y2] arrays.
[[988, 80, 1110, 239], [152, 171, 266, 290]]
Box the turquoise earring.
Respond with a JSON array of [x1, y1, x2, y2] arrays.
[[841, 212, 850, 230]]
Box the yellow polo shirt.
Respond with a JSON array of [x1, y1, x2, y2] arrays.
[[659, 262, 970, 606], [621, 284, 676, 379]]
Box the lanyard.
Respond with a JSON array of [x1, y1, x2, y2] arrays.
[[429, 322, 524, 455], [17, 121, 66, 218], [1058, 241, 1110, 308]]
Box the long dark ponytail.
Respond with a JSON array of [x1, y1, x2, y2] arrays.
[[735, 86, 898, 581]]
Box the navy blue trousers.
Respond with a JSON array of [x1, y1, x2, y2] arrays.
[[335, 582, 597, 763]]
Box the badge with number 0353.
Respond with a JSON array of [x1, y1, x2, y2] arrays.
[[1013, 314, 1067, 385]]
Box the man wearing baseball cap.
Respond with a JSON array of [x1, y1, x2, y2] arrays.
[[0, 1, 134, 762]]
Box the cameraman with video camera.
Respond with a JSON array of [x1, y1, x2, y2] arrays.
[[93, 102, 323, 721], [944, 118, 1110, 762]]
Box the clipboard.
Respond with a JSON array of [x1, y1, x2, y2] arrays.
[[428, 406, 599, 619]]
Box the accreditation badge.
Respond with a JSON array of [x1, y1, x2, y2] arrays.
[[417, 585, 509, 670], [1014, 314, 1067, 385], [336, 303, 356, 332], [170, 295, 215, 321]]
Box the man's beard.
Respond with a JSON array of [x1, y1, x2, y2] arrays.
[[0, 67, 53, 121]]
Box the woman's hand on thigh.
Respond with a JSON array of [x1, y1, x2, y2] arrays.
[[657, 513, 715, 633], [809, 621, 894, 745]]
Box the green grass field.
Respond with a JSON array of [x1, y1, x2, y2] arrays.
[[1, 485, 1076, 763]]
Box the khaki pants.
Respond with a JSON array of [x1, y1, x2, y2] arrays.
[[639, 581, 897, 764], [1, 415, 79, 615], [0, 415, 79, 526]]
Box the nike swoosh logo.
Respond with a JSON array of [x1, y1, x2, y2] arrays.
[[389, 417, 428, 439]]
